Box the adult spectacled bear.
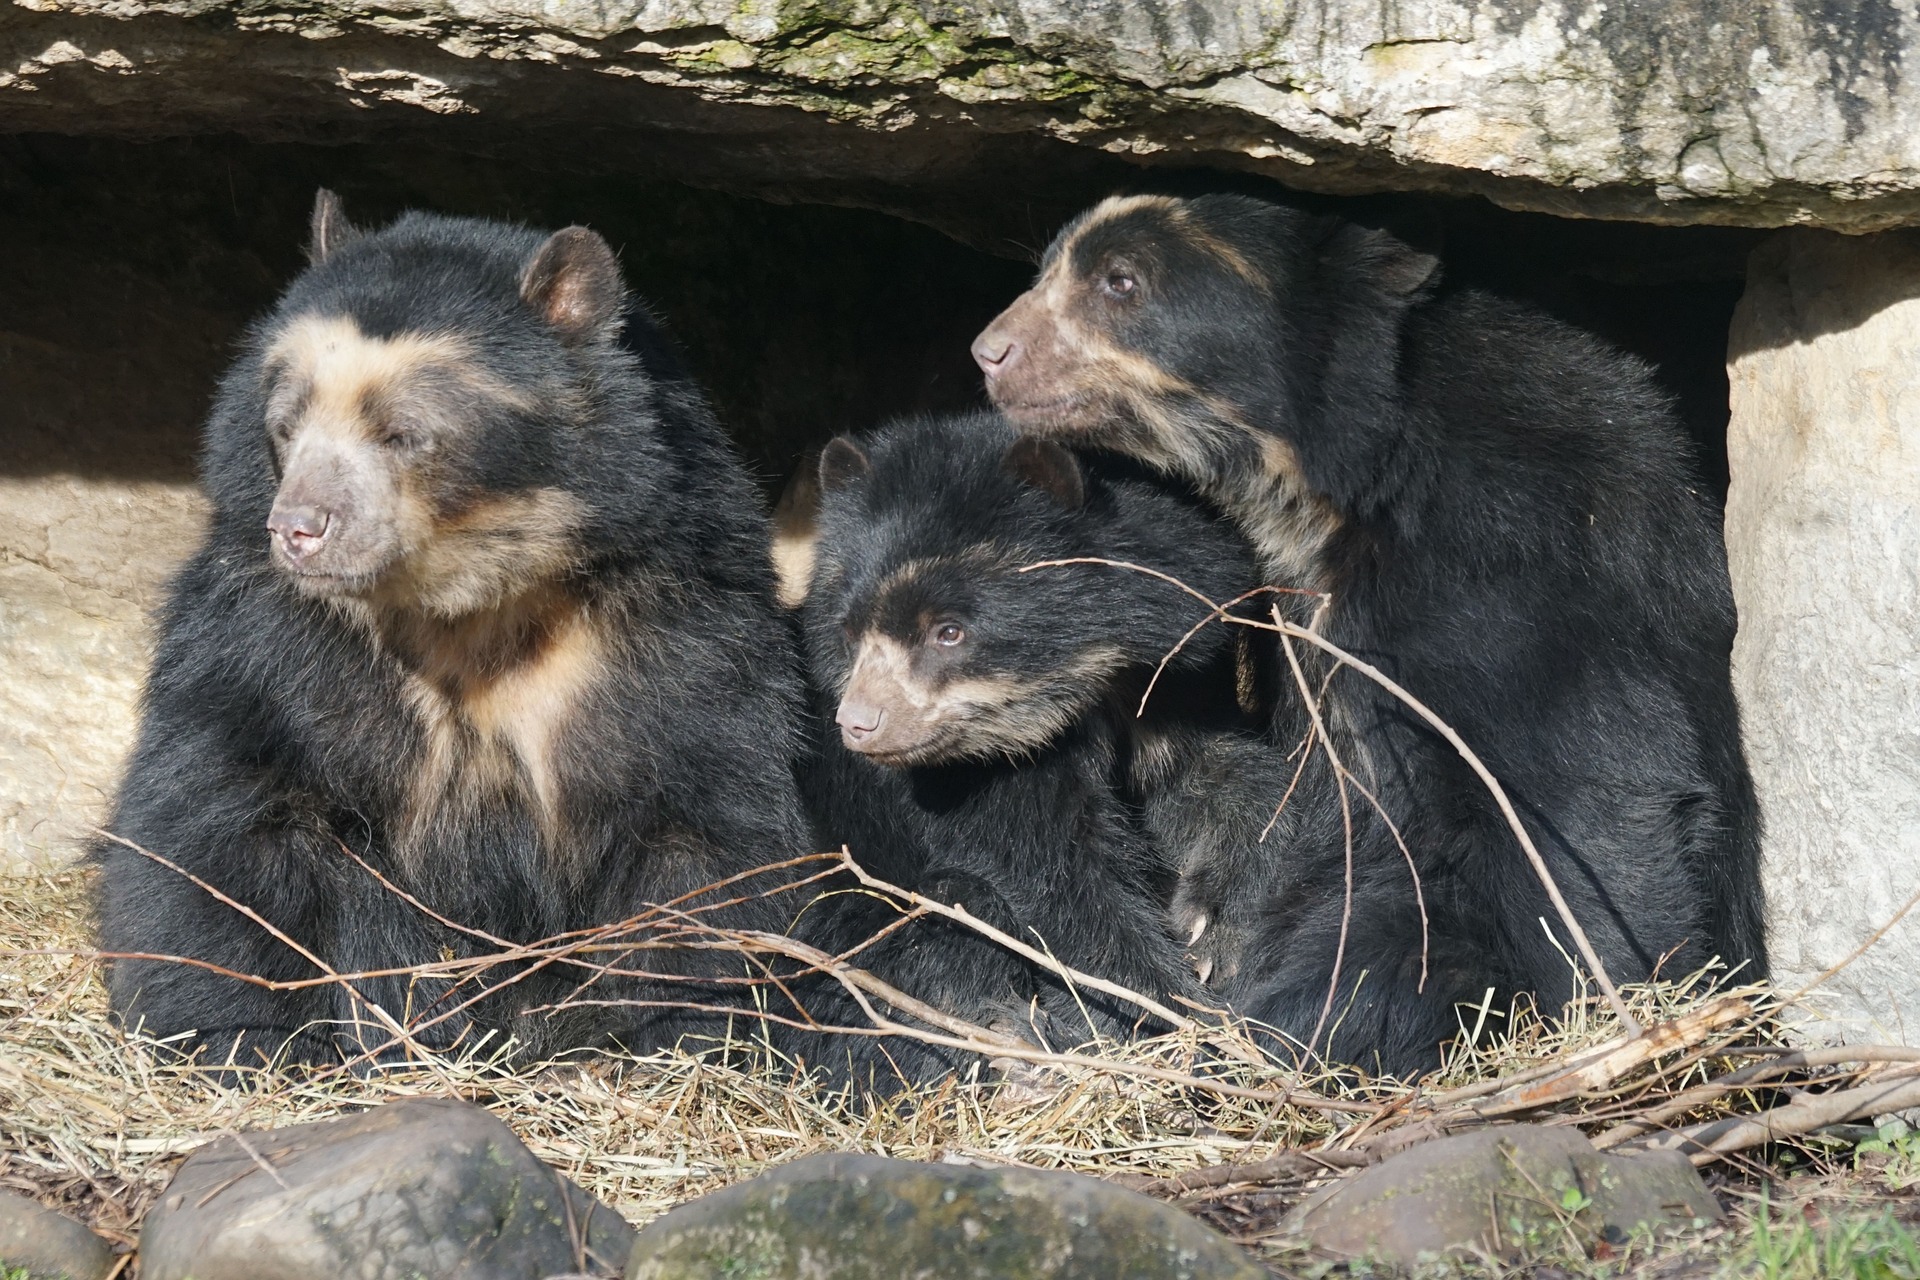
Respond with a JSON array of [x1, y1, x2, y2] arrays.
[[94, 192, 812, 1072], [973, 193, 1763, 1074], [792, 411, 1274, 1085]]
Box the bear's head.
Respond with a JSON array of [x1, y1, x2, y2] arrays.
[[970, 193, 1437, 489], [213, 190, 632, 619], [804, 413, 1253, 768]]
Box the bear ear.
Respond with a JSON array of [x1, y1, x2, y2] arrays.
[[1002, 436, 1085, 511], [817, 436, 871, 493], [1326, 223, 1439, 297], [520, 227, 626, 344], [308, 189, 362, 265]]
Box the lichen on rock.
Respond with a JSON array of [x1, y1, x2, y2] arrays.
[[5, 0, 1920, 231]]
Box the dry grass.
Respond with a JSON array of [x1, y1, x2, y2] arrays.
[[8, 579, 1914, 1276], [11, 859, 1913, 1279], [0, 870, 1362, 1238]]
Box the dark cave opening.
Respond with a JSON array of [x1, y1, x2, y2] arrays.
[[1, 132, 1752, 501], [0, 129, 1761, 869]]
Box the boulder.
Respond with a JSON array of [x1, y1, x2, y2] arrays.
[[1, 171, 218, 873], [624, 1153, 1264, 1280], [0, 471, 205, 872], [1727, 228, 1920, 1042], [3, 0, 1919, 234], [1285, 1125, 1720, 1265], [0, 1190, 116, 1280], [138, 1096, 636, 1280]]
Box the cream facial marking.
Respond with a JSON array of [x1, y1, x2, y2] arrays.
[[392, 595, 609, 869], [262, 313, 578, 610], [838, 630, 1130, 767], [372, 487, 587, 618], [1061, 194, 1269, 292], [265, 313, 483, 442]]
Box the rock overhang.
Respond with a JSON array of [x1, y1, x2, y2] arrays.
[[4, 0, 1919, 241]]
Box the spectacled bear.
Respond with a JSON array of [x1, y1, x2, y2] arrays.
[[94, 192, 812, 1072], [792, 411, 1274, 1084], [973, 193, 1764, 1075]]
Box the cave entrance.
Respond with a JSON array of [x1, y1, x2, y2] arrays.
[[0, 131, 1753, 870]]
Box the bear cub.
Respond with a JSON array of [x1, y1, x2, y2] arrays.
[[794, 411, 1277, 1082], [95, 192, 812, 1072]]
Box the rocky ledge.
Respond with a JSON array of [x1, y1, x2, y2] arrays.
[[4, 0, 1919, 236]]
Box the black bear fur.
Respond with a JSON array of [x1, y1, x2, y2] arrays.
[[94, 197, 812, 1072], [975, 192, 1764, 1075], [792, 412, 1271, 1086]]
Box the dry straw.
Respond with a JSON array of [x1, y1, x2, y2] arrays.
[[4, 565, 1917, 1266]]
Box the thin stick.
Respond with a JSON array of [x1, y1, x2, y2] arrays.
[[1144, 1148, 1373, 1195], [1133, 583, 1292, 718], [834, 853, 1265, 1066], [564, 929, 1384, 1114], [1238, 616, 1641, 1037], [1021, 560, 1640, 1037], [1278, 615, 1358, 1054], [1340, 769, 1429, 995], [1591, 1045, 1920, 1149], [93, 830, 423, 1053], [1258, 716, 1320, 842], [1619, 1067, 1920, 1164]]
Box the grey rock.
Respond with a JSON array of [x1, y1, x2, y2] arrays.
[[624, 1152, 1264, 1280], [3, 0, 1919, 233], [1285, 1125, 1721, 1264], [0, 1190, 115, 1280], [1728, 228, 1920, 1044], [1, 248, 209, 873], [0, 472, 205, 872], [139, 1096, 636, 1280]]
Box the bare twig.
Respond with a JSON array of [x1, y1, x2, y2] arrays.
[[1020, 558, 1641, 1037], [1239, 616, 1642, 1037], [833, 853, 1264, 1065], [92, 830, 424, 1055], [1786, 879, 1920, 1005], [1592, 1044, 1920, 1149], [1619, 1066, 1920, 1165], [1277, 608, 1360, 1053], [1468, 996, 1755, 1116], [558, 926, 1383, 1113], [1134, 583, 1291, 718], [1135, 1147, 1373, 1196]]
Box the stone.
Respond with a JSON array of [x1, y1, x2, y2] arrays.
[[0, 473, 205, 872], [1, 155, 219, 872], [2, 0, 1919, 235], [1727, 229, 1920, 1043], [138, 1096, 637, 1280], [0, 1190, 116, 1280], [1285, 1125, 1720, 1265], [624, 1153, 1264, 1280]]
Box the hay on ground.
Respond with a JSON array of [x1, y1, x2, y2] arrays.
[[7, 858, 1902, 1275]]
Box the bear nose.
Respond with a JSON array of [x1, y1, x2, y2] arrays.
[[972, 332, 1020, 375], [268, 506, 333, 561], [836, 699, 885, 745]]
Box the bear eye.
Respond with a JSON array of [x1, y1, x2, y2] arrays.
[[931, 622, 966, 647], [1101, 270, 1137, 299], [377, 417, 424, 450]]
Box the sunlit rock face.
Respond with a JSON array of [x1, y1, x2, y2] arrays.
[[4, 0, 1920, 234], [1728, 229, 1920, 1042]]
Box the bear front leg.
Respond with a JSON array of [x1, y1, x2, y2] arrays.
[[1146, 730, 1314, 990]]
